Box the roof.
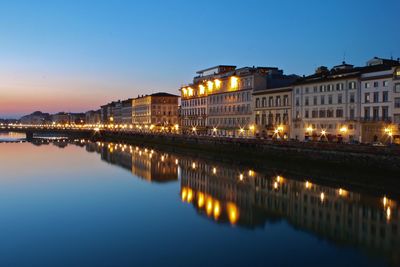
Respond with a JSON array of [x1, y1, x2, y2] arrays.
[[150, 92, 179, 97], [295, 62, 400, 86], [196, 65, 236, 74]]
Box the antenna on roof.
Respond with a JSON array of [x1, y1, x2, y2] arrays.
[[343, 51, 346, 63], [390, 51, 393, 60]]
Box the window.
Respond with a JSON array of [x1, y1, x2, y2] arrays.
[[328, 95, 333, 104], [338, 94, 342, 104], [276, 96, 281, 106], [312, 110, 318, 118], [255, 114, 260, 125], [395, 97, 400, 108], [382, 91, 388, 102], [255, 98, 260, 108], [349, 82, 356, 89], [295, 97, 299, 106], [383, 80, 388, 87], [305, 110, 309, 118], [305, 87, 309, 94], [365, 82, 370, 88], [350, 93, 355, 103], [382, 106, 389, 120], [296, 88, 300, 94], [283, 95, 288, 106], [320, 95, 325, 105], [394, 114, 400, 124], [319, 109, 326, 118], [269, 97, 273, 107], [395, 83, 400, 93], [305, 97, 309, 106], [373, 81, 379, 87], [262, 97, 266, 107], [364, 107, 370, 119], [320, 85, 326, 92], [327, 109, 334, 118], [261, 114, 266, 125], [373, 107, 379, 120], [336, 83, 344, 91], [365, 93, 370, 103], [313, 96, 317, 105], [373, 92, 379, 103], [349, 108, 355, 120], [336, 109, 343, 118], [313, 86, 318, 93]]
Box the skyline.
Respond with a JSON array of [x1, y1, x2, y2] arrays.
[[1, 0, 400, 118]]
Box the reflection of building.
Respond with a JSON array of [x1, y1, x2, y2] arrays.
[[92, 142, 178, 183], [179, 157, 400, 265]]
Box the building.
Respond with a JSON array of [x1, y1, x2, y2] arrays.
[[100, 101, 121, 124], [132, 92, 179, 131], [121, 99, 133, 125], [360, 57, 400, 143], [180, 65, 275, 136], [85, 110, 101, 125], [252, 72, 299, 139], [292, 58, 400, 143], [292, 62, 363, 142], [20, 111, 50, 125], [69, 113, 85, 124], [50, 112, 70, 124]]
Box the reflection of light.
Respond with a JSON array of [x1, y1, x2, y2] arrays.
[[213, 201, 221, 219], [227, 202, 239, 225], [161, 155, 164, 161], [305, 181, 311, 189], [175, 159, 179, 165], [181, 188, 187, 201], [248, 170, 254, 176], [276, 176, 282, 182], [212, 167, 217, 174], [320, 192, 325, 202], [187, 189, 193, 203], [192, 162, 196, 169], [383, 196, 388, 207], [387, 207, 391, 220], [273, 181, 278, 189], [230, 76, 238, 89], [239, 174, 244, 181], [206, 198, 213, 216], [197, 193, 205, 208]]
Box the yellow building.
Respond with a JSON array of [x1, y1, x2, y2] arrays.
[[132, 92, 179, 132]]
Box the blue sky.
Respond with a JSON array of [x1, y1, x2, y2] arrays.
[[0, 0, 399, 117]]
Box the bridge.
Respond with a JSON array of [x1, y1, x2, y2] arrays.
[[0, 125, 96, 140]]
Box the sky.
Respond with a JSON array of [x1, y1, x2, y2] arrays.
[[0, 0, 399, 118]]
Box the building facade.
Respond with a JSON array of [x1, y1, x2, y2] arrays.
[[85, 110, 101, 125], [121, 99, 133, 125], [360, 58, 400, 143], [132, 92, 179, 131], [180, 65, 275, 136]]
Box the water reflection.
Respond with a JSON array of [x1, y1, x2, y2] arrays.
[[79, 140, 399, 266], [12, 138, 400, 266]]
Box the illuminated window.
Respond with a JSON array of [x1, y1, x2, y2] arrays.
[[230, 76, 238, 90], [199, 85, 205, 95], [214, 79, 221, 89], [207, 81, 213, 92], [188, 87, 193, 96], [182, 88, 187, 96]]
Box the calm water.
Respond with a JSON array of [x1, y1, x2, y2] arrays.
[[0, 133, 399, 267]]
